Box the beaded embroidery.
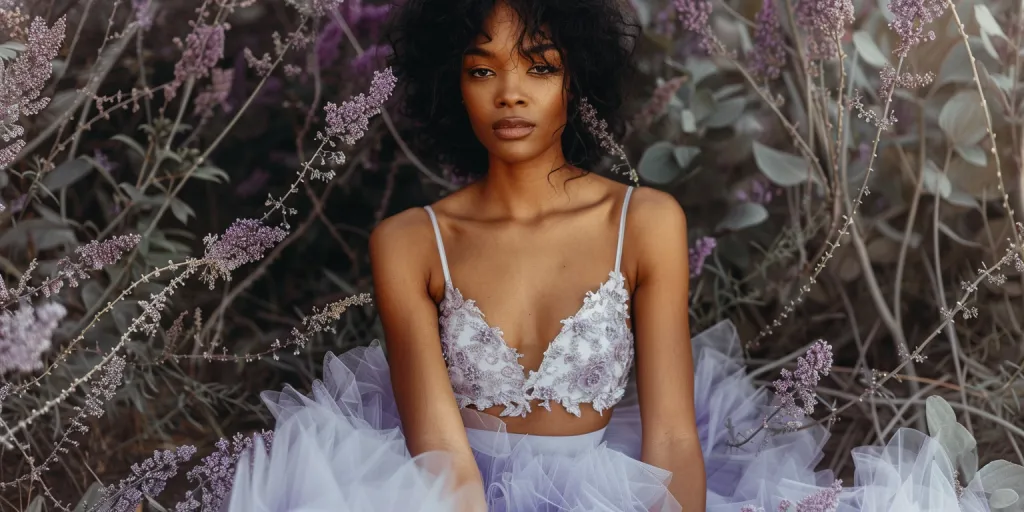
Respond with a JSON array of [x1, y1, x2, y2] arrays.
[[426, 187, 635, 418]]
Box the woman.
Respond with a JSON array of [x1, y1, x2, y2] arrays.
[[225, 1, 988, 511]]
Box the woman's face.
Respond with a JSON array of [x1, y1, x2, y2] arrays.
[[460, 2, 569, 170]]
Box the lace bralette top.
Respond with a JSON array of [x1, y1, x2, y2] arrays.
[[423, 187, 635, 418]]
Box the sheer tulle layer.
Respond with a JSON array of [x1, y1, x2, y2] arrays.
[[227, 321, 992, 511]]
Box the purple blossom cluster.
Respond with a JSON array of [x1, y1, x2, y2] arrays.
[[631, 76, 687, 132], [794, 0, 854, 63], [773, 340, 833, 423], [322, 67, 398, 146], [749, 0, 787, 82], [0, 301, 66, 375], [689, 236, 717, 277], [735, 177, 780, 205], [44, 234, 143, 296], [673, 0, 715, 54], [887, 0, 946, 57], [0, 15, 66, 169], [740, 479, 842, 511], [193, 67, 234, 118], [174, 430, 275, 511], [200, 219, 288, 288], [98, 445, 197, 512], [167, 22, 226, 102], [579, 97, 637, 183]]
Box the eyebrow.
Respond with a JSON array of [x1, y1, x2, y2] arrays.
[[464, 43, 559, 58]]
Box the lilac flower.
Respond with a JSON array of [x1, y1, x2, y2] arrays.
[[193, 67, 234, 117], [167, 23, 226, 102], [888, 0, 946, 57], [738, 480, 842, 511], [736, 177, 779, 204], [322, 67, 397, 146], [201, 219, 288, 288], [689, 236, 717, 277], [673, 0, 715, 54], [133, 0, 154, 30], [631, 76, 686, 132], [83, 355, 126, 417], [287, 0, 344, 17], [0, 16, 66, 169], [174, 431, 274, 512], [77, 234, 143, 270], [773, 340, 833, 423], [579, 96, 637, 184], [99, 445, 197, 512], [0, 301, 67, 375], [749, 0, 787, 82], [794, 0, 853, 62]]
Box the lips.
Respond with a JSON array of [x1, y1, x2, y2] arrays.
[[492, 117, 536, 140]]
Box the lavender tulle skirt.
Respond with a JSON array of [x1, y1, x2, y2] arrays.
[[225, 321, 992, 511]]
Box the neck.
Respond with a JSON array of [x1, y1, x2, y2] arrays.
[[478, 148, 584, 220]]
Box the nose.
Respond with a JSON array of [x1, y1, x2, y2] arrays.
[[494, 74, 528, 108]]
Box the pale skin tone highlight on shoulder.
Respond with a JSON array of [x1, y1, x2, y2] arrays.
[[369, 1, 705, 510]]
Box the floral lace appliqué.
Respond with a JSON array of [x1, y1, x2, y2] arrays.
[[437, 270, 634, 418]]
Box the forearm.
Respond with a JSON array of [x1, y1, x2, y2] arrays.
[[642, 436, 706, 511]]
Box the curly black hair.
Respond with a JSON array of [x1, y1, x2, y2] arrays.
[[383, 0, 640, 179]]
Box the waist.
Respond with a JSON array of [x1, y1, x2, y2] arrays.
[[464, 425, 608, 457]]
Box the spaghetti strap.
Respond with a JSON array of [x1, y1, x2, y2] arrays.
[[423, 206, 452, 283], [613, 187, 634, 274]]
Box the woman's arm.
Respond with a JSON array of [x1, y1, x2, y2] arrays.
[[628, 188, 706, 511], [369, 210, 487, 511]]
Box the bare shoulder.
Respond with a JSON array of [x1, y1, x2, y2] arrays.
[[369, 207, 436, 278], [626, 186, 688, 245]]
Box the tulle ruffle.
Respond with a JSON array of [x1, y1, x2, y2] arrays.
[[226, 321, 994, 511]]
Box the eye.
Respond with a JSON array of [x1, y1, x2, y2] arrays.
[[468, 68, 493, 78], [530, 64, 561, 75]]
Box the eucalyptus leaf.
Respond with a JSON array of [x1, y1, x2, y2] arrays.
[[974, 5, 1007, 39], [680, 110, 697, 133], [922, 160, 952, 198], [716, 202, 768, 231], [691, 89, 715, 123], [938, 45, 974, 86], [41, 156, 93, 192], [990, 489, 1019, 509], [939, 90, 987, 147], [0, 41, 26, 60], [945, 189, 981, 210], [978, 460, 1024, 491], [25, 496, 42, 512], [752, 141, 816, 186], [673, 146, 701, 169], [955, 145, 987, 167], [705, 97, 746, 128], [925, 395, 957, 437], [0, 218, 76, 250], [853, 31, 888, 67], [638, 142, 681, 185]]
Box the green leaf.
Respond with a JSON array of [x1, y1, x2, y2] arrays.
[[921, 160, 952, 198], [752, 141, 816, 186], [946, 188, 981, 210], [939, 90, 988, 147], [716, 202, 768, 231], [680, 110, 697, 133], [170, 198, 195, 224], [974, 5, 1007, 39], [990, 488, 1019, 509], [690, 89, 715, 123], [194, 165, 230, 183], [853, 31, 888, 67], [925, 395, 957, 437], [41, 156, 93, 192], [704, 97, 746, 128], [672, 146, 701, 168], [72, 482, 106, 512], [955, 145, 987, 167], [112, 133, 147, 158], [978, 460, 1024, 491], [638, 142, 682, 185]]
